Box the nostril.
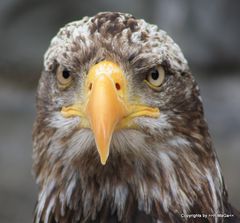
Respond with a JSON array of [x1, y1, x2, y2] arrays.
[[115, 83, 121, 90], [89, 83, 92, 90]]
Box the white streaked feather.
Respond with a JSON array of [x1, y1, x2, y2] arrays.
[[44, 197, 56, 223], [66, 176, 77, 206], [135, 113, 172, 133], [113, 184, 129, 220], [36, 180, 56, 222], [65, 129, 95, 159], [48, 112, 80, 129], [159, 152, 192, 213], [166, 136, 190, 148], [112, 129, 151, 154], [205, 169, 219, 223]]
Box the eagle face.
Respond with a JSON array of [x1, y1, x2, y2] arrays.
[[33, 12, 234, 223]]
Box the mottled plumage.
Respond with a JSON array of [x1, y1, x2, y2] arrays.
[[33, 12, 239, 223]]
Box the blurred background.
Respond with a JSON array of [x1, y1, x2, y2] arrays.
[[0, 0, 239, 222]]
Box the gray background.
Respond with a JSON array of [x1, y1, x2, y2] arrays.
[[0, 0, 239, 222]]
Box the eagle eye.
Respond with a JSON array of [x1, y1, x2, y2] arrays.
[[145, 65, 165, 89], [56, 67, 73, 88]]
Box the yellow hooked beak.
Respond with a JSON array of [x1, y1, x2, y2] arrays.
[[61, 61, 160, 165]]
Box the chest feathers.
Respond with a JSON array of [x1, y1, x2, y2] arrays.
[[34, 132, 225, 223]]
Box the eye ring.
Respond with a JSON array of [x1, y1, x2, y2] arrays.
[[145, 65, 165, 90], [56, 67, 73, 88]]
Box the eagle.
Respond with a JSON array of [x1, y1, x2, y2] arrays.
[[32, 12, 240, 223]]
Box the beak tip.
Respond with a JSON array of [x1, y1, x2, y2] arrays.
[[100, 157, 108, 165], [98, 149, 109, 165]]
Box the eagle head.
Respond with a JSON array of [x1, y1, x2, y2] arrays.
[[33, 12, 237, 223]]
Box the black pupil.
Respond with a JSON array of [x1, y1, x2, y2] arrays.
[[62, 70, 70, 79], [151, 69, 159, 80]]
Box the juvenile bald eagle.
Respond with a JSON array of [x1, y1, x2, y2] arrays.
[[33, 12, 240, 223]]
